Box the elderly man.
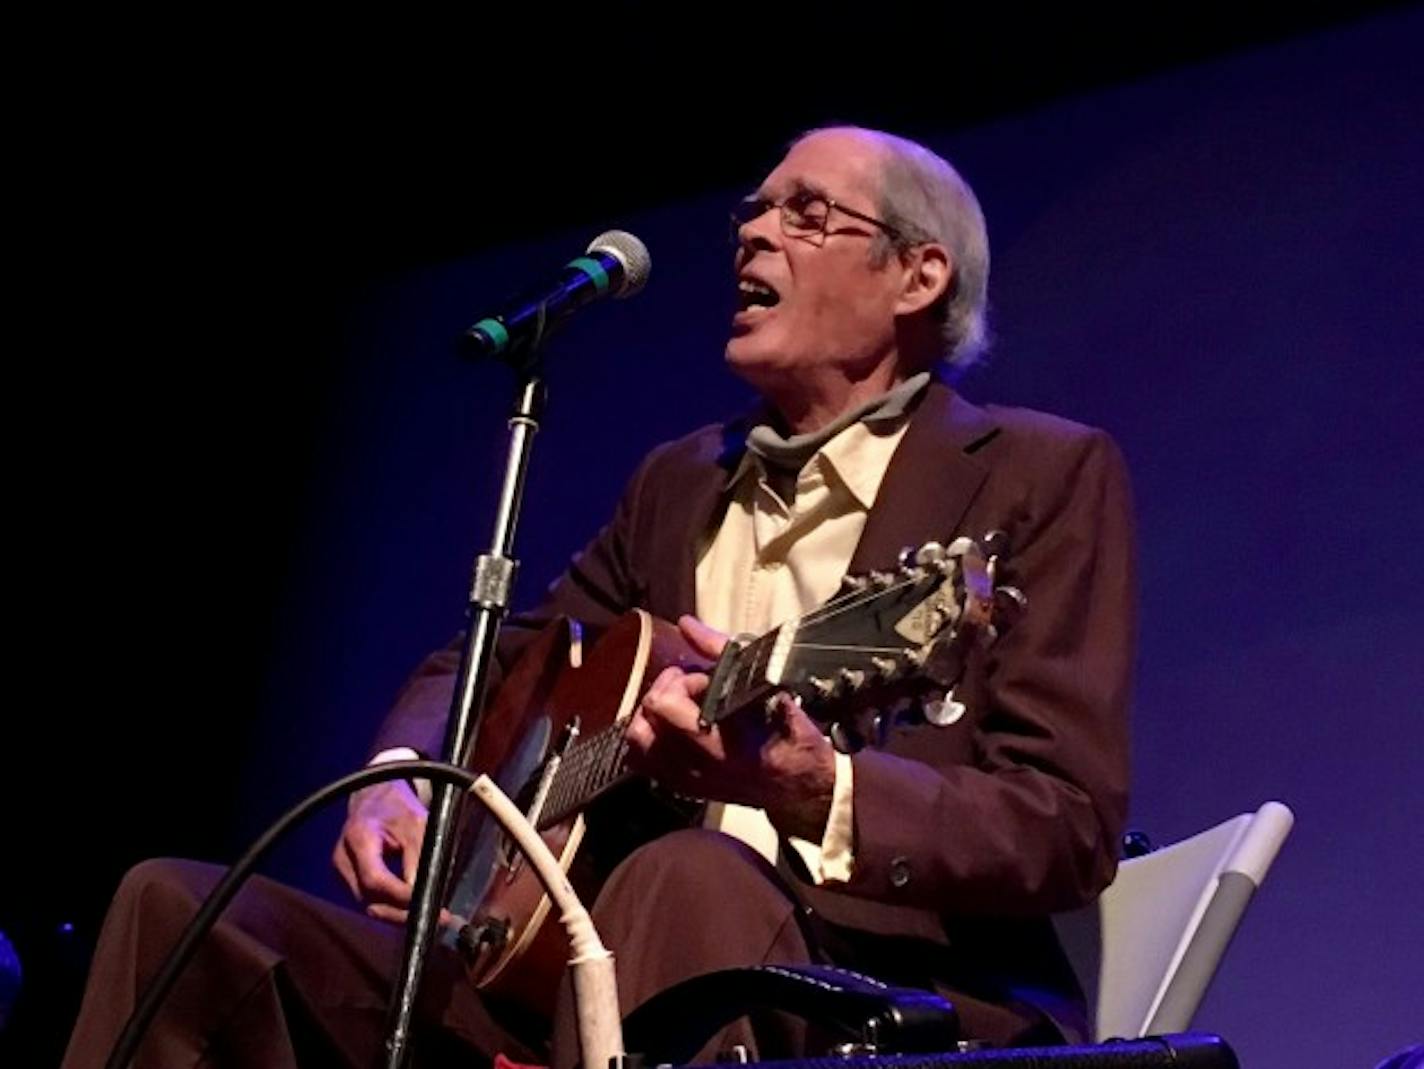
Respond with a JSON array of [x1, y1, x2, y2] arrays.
[[64, 127, 1134, 1067]]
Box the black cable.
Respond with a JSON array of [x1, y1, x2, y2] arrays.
[[105, 759, 478, 1069]]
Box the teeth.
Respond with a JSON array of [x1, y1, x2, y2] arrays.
[[736, 278, 780, 313]]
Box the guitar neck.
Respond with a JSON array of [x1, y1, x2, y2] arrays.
[[699, 625, 785, 726], [521, 539, 1010, 848]]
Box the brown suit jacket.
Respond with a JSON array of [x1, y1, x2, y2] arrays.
[[374, 378, 1136, 1039]]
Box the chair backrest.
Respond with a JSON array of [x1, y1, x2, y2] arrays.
[[1054, 801, 1294, 1041]]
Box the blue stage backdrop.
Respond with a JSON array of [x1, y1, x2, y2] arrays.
[[237, 11, 1421, 1067]]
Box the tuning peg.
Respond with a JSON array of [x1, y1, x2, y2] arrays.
[[829, 721, 867, 754], [807, 675, 836, 700], [943, 536, 975, 558], [838, 668, 867, 691], [869, 570, 897, 588], [995, 586, 1027, 610], [923, 689, 967, 727], [913, 541, 946, 567], [896, 547, 927, 578], [981, 530, 1011, 561], [870, 656, 899, 677], [990, 586, 1028, 639]]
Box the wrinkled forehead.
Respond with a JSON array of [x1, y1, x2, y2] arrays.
[[757, 131, 888, 205]]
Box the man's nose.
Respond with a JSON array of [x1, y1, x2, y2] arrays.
[[736, 207, 780, 252]]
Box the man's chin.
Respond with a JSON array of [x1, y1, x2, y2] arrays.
[[724, 335, 753, 365], [725, 325, 780, 365], [724, 339, 770, 377], [724, 342, 790, 395]]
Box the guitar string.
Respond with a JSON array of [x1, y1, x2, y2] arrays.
[[796, 571, 943, 629], [707, 578, 916, 702], [545, 730, 608, 824], [715, 572, 942, 696], [785, 642, 909, 654]]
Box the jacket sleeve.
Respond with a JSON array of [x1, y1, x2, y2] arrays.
[[846, 428, 1136, 916]]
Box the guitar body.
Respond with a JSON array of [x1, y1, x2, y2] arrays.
[[453, 610, 701, 1014]]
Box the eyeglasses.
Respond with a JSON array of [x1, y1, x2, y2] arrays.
[[730, 189, 906, 246]]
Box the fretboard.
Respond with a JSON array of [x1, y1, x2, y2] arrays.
[[537, 722, 634, 829], [536, 624, 785, 827]]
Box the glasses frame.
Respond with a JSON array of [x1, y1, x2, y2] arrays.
[[730, 189, 908, 247]]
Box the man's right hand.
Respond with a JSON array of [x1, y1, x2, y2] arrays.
[[333, 779, 428, 924]]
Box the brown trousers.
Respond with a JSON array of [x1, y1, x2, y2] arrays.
[[62, 829, 1050, 1068], [60, 830, 825, 1069]]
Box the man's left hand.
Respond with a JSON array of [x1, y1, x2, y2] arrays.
[[624, 614, 838, 842]]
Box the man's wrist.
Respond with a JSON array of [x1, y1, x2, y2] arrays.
[[364, 747, 431, 807], [766, 746, 838, 842]]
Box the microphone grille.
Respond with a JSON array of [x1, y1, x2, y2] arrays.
[[588, 230, 651, 298]]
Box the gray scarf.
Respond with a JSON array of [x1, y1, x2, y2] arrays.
[[745, 372, 930, 479]]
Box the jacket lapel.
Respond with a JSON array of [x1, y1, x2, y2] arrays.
[[660, 383, 1000, 611], [848, 380, 999, 574], [662, 417, 752, 618]]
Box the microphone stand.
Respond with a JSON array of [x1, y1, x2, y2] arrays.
[[382, 368, 546, 1069]]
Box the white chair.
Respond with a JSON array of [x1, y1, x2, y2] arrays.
[[1054, 801, 1295, 1041], [628, 803, 1295, 1059]]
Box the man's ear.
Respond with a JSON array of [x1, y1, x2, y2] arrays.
[[894, 243, 952, 317]]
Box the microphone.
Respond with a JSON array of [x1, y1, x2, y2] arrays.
[[461, 230, 651, 361]]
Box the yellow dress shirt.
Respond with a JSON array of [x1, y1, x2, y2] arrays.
[[695, 415, 911, 883]]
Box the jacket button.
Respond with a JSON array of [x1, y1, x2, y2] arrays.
[[890, 856, 911, 888]]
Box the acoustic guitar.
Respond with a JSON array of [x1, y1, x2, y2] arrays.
[[444, 534, 1023, 1013]]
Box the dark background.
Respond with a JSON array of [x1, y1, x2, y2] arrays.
[[9, 5, 1422, 1066]]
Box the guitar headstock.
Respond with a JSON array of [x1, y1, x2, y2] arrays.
[[697, 533, 1026, 743]]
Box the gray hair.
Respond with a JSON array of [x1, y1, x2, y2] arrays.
[[875, 134, 991, 368], [796, 128, 991, 369]]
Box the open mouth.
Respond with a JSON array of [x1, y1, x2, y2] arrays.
[[737, 278, 781, 312]]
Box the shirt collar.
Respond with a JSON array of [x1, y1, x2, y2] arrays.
[[814, 418, 909, 509], [723, 372, 930, 493], [726, 408, 913, 510]]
